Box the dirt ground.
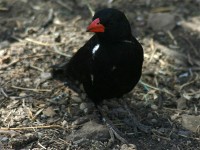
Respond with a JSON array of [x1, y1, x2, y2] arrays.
[[0, 0, 200, 149]]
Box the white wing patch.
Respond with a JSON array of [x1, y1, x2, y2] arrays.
[[90, 74, 94, 84], [92, 44, 100, 54], [111, 66, 117, 71], [122, 40, 133, 44]]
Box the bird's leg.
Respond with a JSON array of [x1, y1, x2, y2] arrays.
[[124, 102, 152, 133], [96, 105, 128, 144]]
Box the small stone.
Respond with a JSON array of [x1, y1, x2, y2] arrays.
[[37, 132, 43, 138], [80, 102, 88, 110], [40, 72, 52, 80], [23, 78, 31, 83], [148, 13, 176, 31], [22, 119, 29, 125], [42, 82, 49, 87], [151, 119, 158, 124], [81, 93, 87, 99], [147, 112, 153, 118], [0, 41, 10, 49], [34, 78, 41, 85], [67, 121, 109, 141], [83, 108, 89, 114], [72, 96, 82, 103], [182, 114, 200, 132], [43, 107, 56, 117], [62, 120, 68, 127], [151, 104, 158, 110], [120, 144, 136, 150], [176, 98, 187, 110], [19, 92, 26, 97]]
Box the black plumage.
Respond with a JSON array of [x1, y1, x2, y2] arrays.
[[53, 8, 144, 104]]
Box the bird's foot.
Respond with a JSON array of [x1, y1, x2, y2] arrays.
[[124, 103, 152, 134], [96, 106, 129, 144]]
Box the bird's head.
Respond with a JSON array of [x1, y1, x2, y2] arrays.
[[87, 8, 132, 42]]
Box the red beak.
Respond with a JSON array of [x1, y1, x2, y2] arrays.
[[87, 18, 105, 33]]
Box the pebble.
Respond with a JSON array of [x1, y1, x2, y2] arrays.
[[62, 120, 68, 127], [37, 132, 43, 138], [151, 119, 158, 124], [40, 72, 52, 80], [72, 96, 82, 103], [1, 137, 8, 142], [120, 144, 136, 150], [148, 13, 176, 31], [19, 92, 26, 97], [83, 108, 89, 114], [80, 102, 88, 110], [151, 104, 158, 110], [23, 77, 31, 83], [181, 114, 200, 132], [0, 41, 10, 49], [147, 112, 153, 118]]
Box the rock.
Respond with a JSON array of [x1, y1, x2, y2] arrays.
[[80, 102, 88, 110], [120, 144, 137, 150], [43, 107, 56, 117], [68, 121, 110, 141], [151, 104, 158, 110], [181, 114, 200, 132], [40, 72, 52, 80], [72, 96, 82, 103], [0, 41, 10, 49], [176, 98, 187, 110], [148, 13, 176, 31], [151, 119, 158, 124]]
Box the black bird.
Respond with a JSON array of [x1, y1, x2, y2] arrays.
[[55, 8, 144, 104], [53, 8, 150, 142]]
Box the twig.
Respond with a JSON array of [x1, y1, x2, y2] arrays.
[[54, 0, 72, 11], [53, 45, 71, 57], [42, 8, 54, 28], [151, 7, 174, 13], [31, 108, 44, 121], [0, 54, 51, 70], [84, 0, 94, 16], [179, 74, 199, 91], [148, 38, 156, 63], [166, 30, 177, 45], [29, 65, 44, 72], [180, 35, 199, 55], [38, 142, 47, 149], [139, 80, 175, 97], [0, 125, 64, 130], [11, 85, 51, 92], [186, 90, 200, 96], [163, 107, 200, 113], [0, 58, 20, 70], [25, 38, 64, 46], [0, 88, 8, 97], [152, 133, 171, 141], [0, 7, 9, 11], [175, 67, 200, 71]]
